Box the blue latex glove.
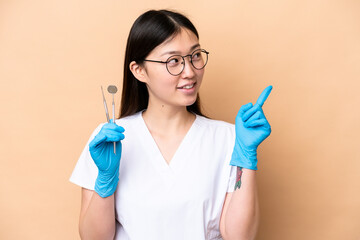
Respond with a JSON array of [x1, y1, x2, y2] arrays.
[[89, 120, 125, 198], [230, 86, 273, 170]]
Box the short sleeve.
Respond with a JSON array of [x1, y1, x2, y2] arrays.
[[226, 165, 237, 192], [69, 123, 105, 190], [226, 123, 236, 193]]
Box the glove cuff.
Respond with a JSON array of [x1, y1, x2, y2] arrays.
[[94, 168, 119, 198], [230, 140, 258, 170]]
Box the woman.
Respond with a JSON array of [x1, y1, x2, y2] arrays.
[[70, 9, 272, 240]]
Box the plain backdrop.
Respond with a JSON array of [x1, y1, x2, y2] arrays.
[[0, 0, 359, 239]]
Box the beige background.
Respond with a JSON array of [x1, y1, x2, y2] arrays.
[[1, 0, 359, 239]]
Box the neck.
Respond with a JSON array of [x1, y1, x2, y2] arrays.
[[142, 102, 195, 135]]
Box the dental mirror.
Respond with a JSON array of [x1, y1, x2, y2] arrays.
[[107, 85, 118, 94]]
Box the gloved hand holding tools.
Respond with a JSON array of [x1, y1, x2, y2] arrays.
[[88, 85, 124, 198]]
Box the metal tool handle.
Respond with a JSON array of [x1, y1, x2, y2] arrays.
[[112, 94, 116, 155], [101, 86, 110, 123], [101, 86, 116, 154], [103, 101, 110, 123]]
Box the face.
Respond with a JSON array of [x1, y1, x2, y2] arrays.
[[132, 28, 205, 109]]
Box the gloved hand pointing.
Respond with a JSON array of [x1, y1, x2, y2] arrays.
[[89, 119, 125, 197], [230, 86, 273, 170]]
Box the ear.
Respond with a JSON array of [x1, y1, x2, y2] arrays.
[[129, 61, 148, 83]]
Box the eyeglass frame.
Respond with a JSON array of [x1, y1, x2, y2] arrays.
[[142, 49, 210, 76]]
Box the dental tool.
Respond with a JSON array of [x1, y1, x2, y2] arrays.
[[101, 86, 110, 123], [107, 85, 118, 154]]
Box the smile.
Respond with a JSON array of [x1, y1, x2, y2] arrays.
[[178, 82, 196, 89]]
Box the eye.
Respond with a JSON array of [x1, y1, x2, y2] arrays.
[[192, 50, 202, 61], [167, 56, 182, 67]]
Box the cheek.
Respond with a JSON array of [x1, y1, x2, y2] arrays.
[[196, 69, 205, 84], [147, 72, 177, 94]]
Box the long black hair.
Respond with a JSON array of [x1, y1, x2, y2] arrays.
[[120, 9, 206, 118]]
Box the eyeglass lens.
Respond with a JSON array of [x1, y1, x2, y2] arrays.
[[166, 49, 208, 75]]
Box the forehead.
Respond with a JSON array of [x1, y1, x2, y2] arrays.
[[150, 28, 200, 57]]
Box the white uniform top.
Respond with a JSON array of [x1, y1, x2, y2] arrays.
[[70, 110, 237, 240]]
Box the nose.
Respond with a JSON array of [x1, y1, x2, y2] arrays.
[[181, 56, 196, 78]]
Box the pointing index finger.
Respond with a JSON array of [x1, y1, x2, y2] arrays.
[[256, 85, 273, 107]]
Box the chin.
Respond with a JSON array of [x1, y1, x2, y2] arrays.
[[183, 96, 198, 107]]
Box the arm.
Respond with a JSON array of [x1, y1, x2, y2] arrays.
[[221, 86, 272, 239], [79, 121, 124, 239], [220, 167, 259, 240], [79, 188, 116, 239]]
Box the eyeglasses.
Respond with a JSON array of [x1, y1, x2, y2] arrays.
[[143, 49, 209, 76]]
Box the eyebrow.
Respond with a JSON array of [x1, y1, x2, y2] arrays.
[[160, 43, 201, 57]]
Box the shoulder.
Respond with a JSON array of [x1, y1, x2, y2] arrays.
[[195, 115, 235, 139], [114, 111, 142, 128], [90, 112, 139, 131], [88, 112, 141, 137], [196, 115, 235, 131]]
